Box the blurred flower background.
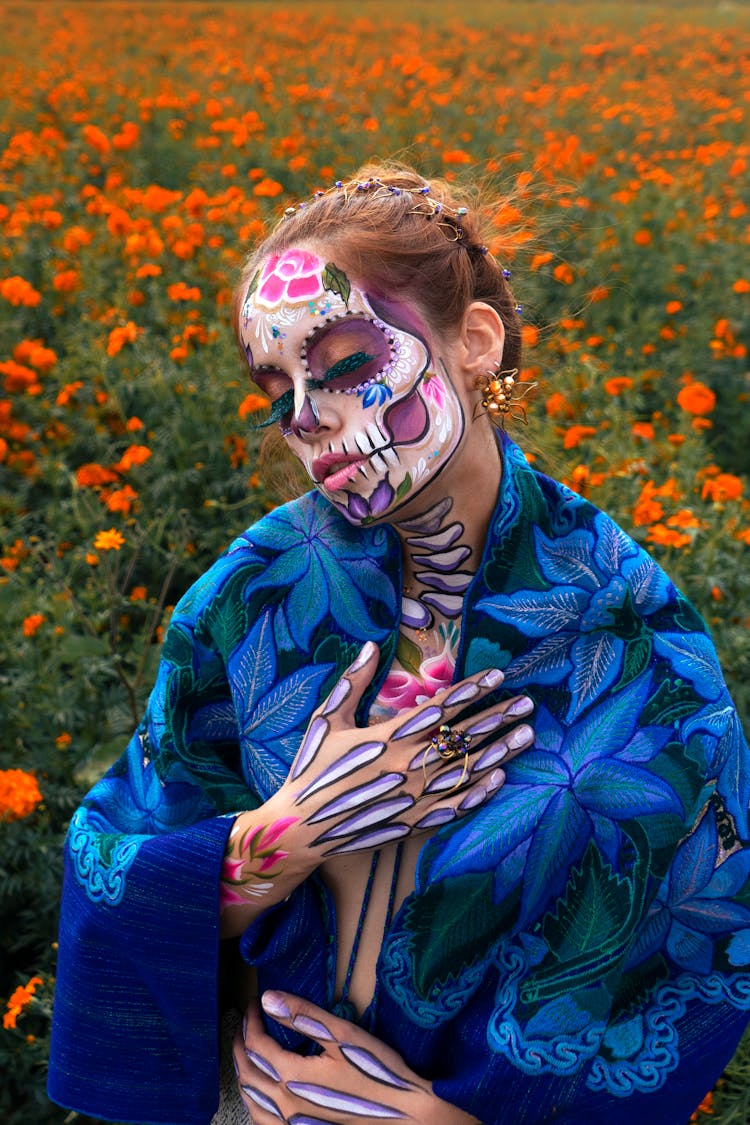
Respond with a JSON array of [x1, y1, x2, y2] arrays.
[[0, 2, 748, 1121]]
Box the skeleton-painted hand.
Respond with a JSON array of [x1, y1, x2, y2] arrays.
[[221, 642, 533, 929], [234, 991, 481, 1125]]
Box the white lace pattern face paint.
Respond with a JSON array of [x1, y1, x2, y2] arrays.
[[239, 248, 466, 525]]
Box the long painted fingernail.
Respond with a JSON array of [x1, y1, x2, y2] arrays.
[[349, 641, 376, 672], [479, 668, 504, 688], [506, 695, 534, 717], [261, 991, 291, 1019], [487, 769, 504, 792], [507, 723, 534, 750]]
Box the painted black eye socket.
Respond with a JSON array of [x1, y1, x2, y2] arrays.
[[249, 368, 293, 429]]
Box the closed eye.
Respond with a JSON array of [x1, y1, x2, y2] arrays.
[[249, 367, 293, 429]]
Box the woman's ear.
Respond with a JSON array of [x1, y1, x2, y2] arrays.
[[457, 302, 506, 387]]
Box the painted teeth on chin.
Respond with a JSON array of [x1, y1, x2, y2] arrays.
[[371, 451, 388, 472], [341, 439, 348, 454], [358, 464, 369, 478], [354, 431, 372, 454], [366, 422, 383, 447], [383, 446, 399, 466]]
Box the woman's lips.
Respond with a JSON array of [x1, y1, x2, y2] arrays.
[[312, 452, 368, 491]]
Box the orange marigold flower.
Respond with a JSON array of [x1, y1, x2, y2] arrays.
[[665, 300, 682, 314], [55, 732, 72, 748], [106, 322, 140, 357], [114, 444, 151, 471], [93, 528, 126, 551], [632, 497, 664, 526], [735, 529, 750, 546], [589, 285, 610, 303], [563, 425, 597, 450], [22, 612, 45, 636], [530, 251, 554, 271], [56, 380, 84, 406], [521, 324, 539, 348], [126, 416, 144, 431], [633, 229, 652, 246], [53, 269, 81, 293], [129, 585, 148, 601], [238, 392, 271, 419], [166, 281, 201, 301], [135, 263, 162, 279], [733, 279, 750, 294], [544, 391, 574, 419], [0, 360, 40, 393], [604, 376, 634, 396], [0, 771, 43, 824], [701, 474, 743, 503], [253, 178, 284, 197], [62, 225, 93, 253], [632, 422, 655, 441], [668, 509, 703, 529], [104, 484, 139, 513], [3, 975, 43, 1030], [0, 276, 42, 307], [442, 149, 472, 164], [677, 382, 716, 416], [82, 123, 110, 155], [647, 524, 691, 549], [14, 340, 57, 372], [553, 263, 574, 285], [76, 462, 118, 487]]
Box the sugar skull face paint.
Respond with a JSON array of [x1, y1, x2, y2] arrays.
[[239, 248, 465, 525]]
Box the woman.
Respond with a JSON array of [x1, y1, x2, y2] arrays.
[[48, 165, 750, 1125]]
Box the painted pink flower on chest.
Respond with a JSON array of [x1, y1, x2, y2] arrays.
[[376, 640, 456, 711], [256, 249, 324, 307]]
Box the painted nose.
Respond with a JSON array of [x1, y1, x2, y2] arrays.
[[290, 393, 321, 438]]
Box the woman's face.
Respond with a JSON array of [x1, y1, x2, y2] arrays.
[[239, 247, 467, 525]]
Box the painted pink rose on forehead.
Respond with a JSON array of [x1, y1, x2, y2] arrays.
[[255, 249, 325, 308]]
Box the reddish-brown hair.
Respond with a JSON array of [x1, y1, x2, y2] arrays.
[[234, 161, 522, 373]]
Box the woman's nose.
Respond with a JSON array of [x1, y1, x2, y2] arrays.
[[290, 392, 322, 438]]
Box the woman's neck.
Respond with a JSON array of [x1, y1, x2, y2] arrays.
[[394, 422, 503, 626]]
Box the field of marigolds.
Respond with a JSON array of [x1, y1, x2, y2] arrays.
[[1, 1, 748, 1120]]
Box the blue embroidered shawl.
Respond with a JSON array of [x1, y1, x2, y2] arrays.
[[48, 436, 750, 1125]]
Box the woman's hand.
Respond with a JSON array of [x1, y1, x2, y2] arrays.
[[277, 641, 533, 858], [233, 990, 480, 1124], [221, 642, 533, 936]]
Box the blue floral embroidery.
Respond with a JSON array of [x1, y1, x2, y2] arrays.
[[425, 680, 680, 927]]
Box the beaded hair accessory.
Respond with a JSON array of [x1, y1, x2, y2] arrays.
[[282, 176, 489, 252]]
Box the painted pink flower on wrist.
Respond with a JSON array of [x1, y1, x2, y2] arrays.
[[256, 249, 324, 307]]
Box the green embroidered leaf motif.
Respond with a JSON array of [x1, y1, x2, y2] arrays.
[[408, 871, 520, 996], [395, 473, 413, 501], [640, 676, 702, 727], [619, 634, 652, 689], [397, 633, 423, 677], [542, 843, 633, 964], [322, 262, 351, 306]]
